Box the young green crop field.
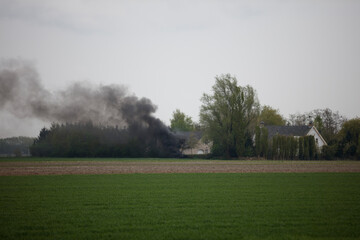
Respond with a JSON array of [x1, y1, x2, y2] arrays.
[[1, 173, 360, 240]]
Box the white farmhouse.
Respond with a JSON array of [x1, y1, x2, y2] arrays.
[[265, 124, 327, 148]]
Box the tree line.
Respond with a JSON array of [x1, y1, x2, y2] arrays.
[[20, 73, 360, 160], [30, 122, 181, 158], [171, 74, 360, 160], [254, 127, 318, 160], [0, 137, 34, 156]]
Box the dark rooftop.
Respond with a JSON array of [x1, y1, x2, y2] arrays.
[[265, 125, 311, 139], [174, 131, 203, 141]]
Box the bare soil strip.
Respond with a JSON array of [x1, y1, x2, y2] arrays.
[[0, 161, 360, 176]]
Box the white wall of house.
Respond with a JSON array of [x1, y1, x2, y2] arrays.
[[182, 141, 212, 155], [306, 127, 327, 148]]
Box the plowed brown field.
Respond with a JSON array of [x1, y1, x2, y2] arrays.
[[1, 160, 360, 176]]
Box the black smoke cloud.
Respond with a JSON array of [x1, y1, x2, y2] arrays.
[[0, 58, 181, 156], [1, 58, 155, 127], [1, 59, 133, 126]]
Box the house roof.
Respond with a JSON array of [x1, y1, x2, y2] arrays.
[[265, 125, 312, 139], [174, 131, 203, 141]]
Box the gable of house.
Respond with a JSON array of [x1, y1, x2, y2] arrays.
[[306, 126, 327, 148]]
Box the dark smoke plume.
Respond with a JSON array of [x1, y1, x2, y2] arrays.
[[1, 58, 153, 126], [0, 58, 181, 156]]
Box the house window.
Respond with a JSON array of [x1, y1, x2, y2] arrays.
[[316, 138, 318, 144]]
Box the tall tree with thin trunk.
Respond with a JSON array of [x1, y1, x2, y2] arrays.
[[200, 74, 260, 157]]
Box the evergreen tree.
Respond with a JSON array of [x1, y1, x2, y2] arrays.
[[260, 127, 268, 157], [357, 135, 360, 160], [298, 137, 304, 160], [308, 136, 316, 160], [304, 136, 310, 160], [255, 126, 261, 157]]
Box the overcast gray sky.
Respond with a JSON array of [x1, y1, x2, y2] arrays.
[[0, 0, 360, 138]]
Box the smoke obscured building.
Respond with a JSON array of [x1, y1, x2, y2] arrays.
[[176, 131, 212, 155]]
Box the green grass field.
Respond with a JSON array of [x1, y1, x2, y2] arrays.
[[1, 173, 360, 239]]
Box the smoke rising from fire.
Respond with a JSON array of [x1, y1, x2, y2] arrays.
[[0, 58, 161, 129], [0, 58, 183, 157]]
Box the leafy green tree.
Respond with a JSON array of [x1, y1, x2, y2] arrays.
[[289, 108, 346, 143], [337, 118, 360, 159], [259, 105, 286, 126], [200, 74, 260, 157], [321, 144, 337, 160], [315, 109, 346, 143], [170, 109, 194, 132], [314, 115, 323, 132]]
